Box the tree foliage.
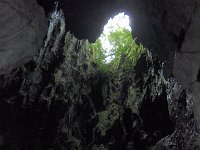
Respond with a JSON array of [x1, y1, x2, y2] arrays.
[[89, 27, 146, 72], [89, 39, 106, 70]]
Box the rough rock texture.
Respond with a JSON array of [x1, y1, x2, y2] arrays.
[[38, 0, 199, 78], [172, 1, 200, 130], [190, 83, 200, 126], [153, 85, 200, 150], [0, 0, 48, 74], [173, 2, 200, 88], [0, 9, 185, 150], [173, 54, 200, 88], [132, 0, 197, 77], [154, 119, 200, 150], [0, 0, 200, 149]]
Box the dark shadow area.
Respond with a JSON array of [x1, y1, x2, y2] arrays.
[[197, 68, 200, 82], [37, 0, 131, 42], [140, 88, 175, 145]]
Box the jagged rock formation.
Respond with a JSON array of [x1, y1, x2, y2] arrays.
[[172, 1, 200, 132], [0, 0, 47, 74], [38, 0, 200, 78], [0, 0, 200, 149], [1, 0, 198, 85], [0, 7, 199, 150]]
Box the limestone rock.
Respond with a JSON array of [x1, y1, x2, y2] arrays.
[[0, 0, 48, 74], [173, 3, 200, 88], [173, 53, 200, 88], [190, 82, 200, 126], [38, 0, 198, 77]]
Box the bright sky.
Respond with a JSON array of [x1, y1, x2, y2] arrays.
[[99, 12, 131, 63]]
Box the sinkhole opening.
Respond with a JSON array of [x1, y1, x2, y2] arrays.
[[99, 12, 132, 63], [89, 12, 146, 71]]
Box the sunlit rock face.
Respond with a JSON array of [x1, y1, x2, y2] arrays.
[[0, 0, 48, 74]]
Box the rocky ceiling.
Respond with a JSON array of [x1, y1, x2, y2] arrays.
[[37, 0, 200, 125], [0, 0, 200, 149], [1, 0, 200, 88], [37, 0, 199, 78]]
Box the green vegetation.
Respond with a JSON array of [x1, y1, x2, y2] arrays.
[[89, 28, 146, 72], [89, 39, 106, 71], [95, 103, 120, 136]]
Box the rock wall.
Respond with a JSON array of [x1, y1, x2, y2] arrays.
[[1, 0, 200, 149], [38, 0, 199, 78], [173, 1, 200, 128], [1, 0, 197, 80], [0, 0, 197, 86], [0, 0, 47, 74], [0, 8, 182, 150], [44, 0, 200, 132]]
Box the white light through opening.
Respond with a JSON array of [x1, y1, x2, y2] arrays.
[[99, 12, 132, 63]]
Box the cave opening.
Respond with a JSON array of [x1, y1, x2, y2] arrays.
[[89, 12, 145, 73], [0, 1, 190, 149], [98, 12, 132, 63]]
